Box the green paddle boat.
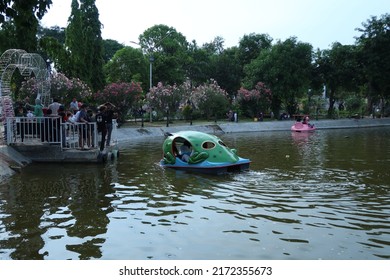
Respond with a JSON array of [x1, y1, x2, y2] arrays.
[[160, 131, 251, 174]]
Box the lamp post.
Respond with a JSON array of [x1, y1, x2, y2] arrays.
[[149, 54, 154, 90], [130, 31, 173, 124], [130, 40, 155, 124], [148, 55, 154, 123]]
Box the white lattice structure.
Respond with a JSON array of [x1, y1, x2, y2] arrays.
[[0, 49, 50, 141], [0, 49, 51, 110]]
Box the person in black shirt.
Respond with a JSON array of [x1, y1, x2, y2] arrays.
[[104, 102, 117, 147], [96, 105, 108, 151]]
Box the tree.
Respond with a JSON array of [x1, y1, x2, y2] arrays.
[[191, 79, 230, 121], [0, 0, 53, 52], [19, 72, 92, 106], [237, 33, 273, 66], [38, 25, 65, 44], [356, 14, 390, 116], [202, 36, 225, 55], [104, 46, 148, 88], [65, 0, 105, 92], [1, 1, 52, 23], [94, 82, 143, 123], [316, 43, 361, 117], [39, 35, 71, 75], [237, 82, 272, 118], [209, 47, 242, 97], [102, 39, 124, 63], [146, 82, 184, 122], [185, 40, 212, 87], [244, 37, 313, 117], [139, 24, 189, 86], [0, 20, 17, 53]]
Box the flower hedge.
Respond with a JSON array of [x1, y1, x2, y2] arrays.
[[94, 82, 143, 123], [237, 82, 272, 118], [19, 72, 92, 106]]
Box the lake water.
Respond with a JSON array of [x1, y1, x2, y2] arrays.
[[0, 127, 389, 260]]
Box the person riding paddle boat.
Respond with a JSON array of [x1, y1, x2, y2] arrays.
[[160, 131, 251, 174]]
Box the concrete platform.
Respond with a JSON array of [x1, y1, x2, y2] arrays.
[[9, 143, 118, 163]]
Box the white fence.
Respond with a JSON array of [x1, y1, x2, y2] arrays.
[[4, 117, 117, 150]]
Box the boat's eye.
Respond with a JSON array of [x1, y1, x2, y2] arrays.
[[218, 140, 227, 147], [202, 141, 215, 149]]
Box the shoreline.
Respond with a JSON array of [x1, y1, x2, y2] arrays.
[[115, 117, 390, 143], [1, 117, 390, 180]]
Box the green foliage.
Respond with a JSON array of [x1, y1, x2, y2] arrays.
[[191, 79, 230, 120], [39, 36, 70, 74], [185, 41, 212, 87], [0, 0, 52, 51], [65, 0, 105, 92], [94, 82, 143, 123], [243, 37, 313, 116], [0, 20, 16, 53], [19, 72, 92, 106], [237, 33, 273, 66], [237, 82, 272, 118], [2, 6, 390, 121], [0, 0, 53, 22], [139, 24, 189, 86], [104, 46, 148, 88], [210, 47, 242, 97], [181, 104, 192, 121], [146, 79, 229, 122], [316, 43, 361, 117], [356, 14, 390, 102], [345, 94, 365, 117], [102, 39, 124, 63], [146, 82, 184, 118], [38, 25, 65, 44], [51, 73, 93, 103]]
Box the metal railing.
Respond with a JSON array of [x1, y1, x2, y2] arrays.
[[5, 117, 102, 150]]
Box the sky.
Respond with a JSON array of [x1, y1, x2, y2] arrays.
[[40, 0, 389, 50]]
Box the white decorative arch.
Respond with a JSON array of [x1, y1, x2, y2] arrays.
[[0, 49, 51, 122]]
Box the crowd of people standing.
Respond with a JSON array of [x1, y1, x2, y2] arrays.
[[12, 97, 117, 150]]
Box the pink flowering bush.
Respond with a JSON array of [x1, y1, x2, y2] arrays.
[[18, 77, 40, 101], [191, 79, 229, 120], [146, 82, 184, 118], [177, 80, 195, 120], [19, 72, 92, 106], [94, 82, 143, 123], [50, 73, 92, 101], [146, 79, 230, 121], [237, 82, 272, 118]]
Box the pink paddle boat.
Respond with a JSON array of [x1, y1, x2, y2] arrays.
[[291, 116, 315, 132], [291, 122, 316, 132]]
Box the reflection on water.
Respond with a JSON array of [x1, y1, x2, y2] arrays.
[[0, 127, 389, 260]]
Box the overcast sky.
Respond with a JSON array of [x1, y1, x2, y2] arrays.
[[40, 0, 388, 50]]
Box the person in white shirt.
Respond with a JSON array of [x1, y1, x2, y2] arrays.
[[48, 98, 62, 115], [70, 97, 79, 113]]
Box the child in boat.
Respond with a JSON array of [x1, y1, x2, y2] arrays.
[[302, 116, 314, 128], [179, 140, 192, 162]]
